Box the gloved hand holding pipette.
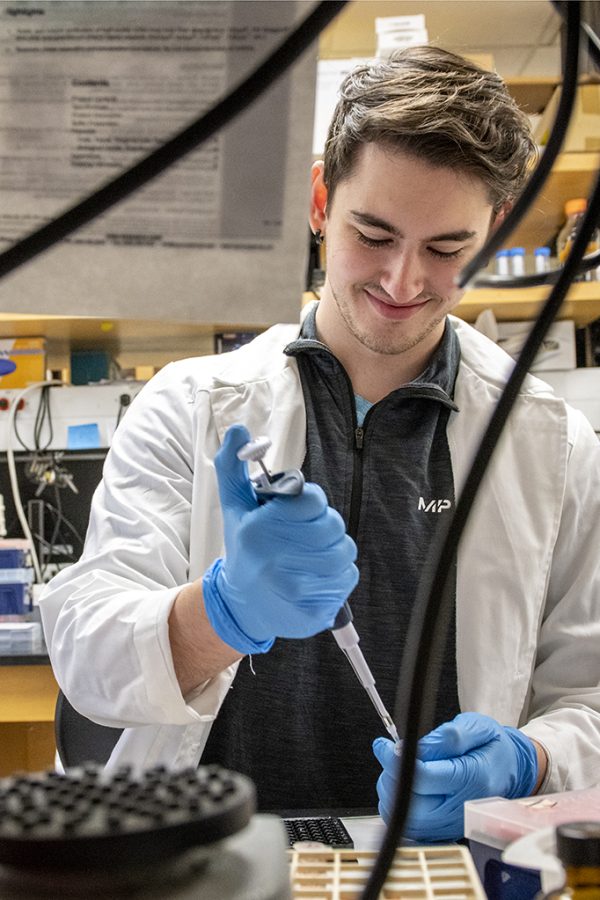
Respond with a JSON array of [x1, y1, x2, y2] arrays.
[[202, 424, 359, 655], [373, 712, 539, 841]]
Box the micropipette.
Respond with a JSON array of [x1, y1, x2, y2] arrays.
[[330, 602, 401, 747], [237, 436, 401, 749]]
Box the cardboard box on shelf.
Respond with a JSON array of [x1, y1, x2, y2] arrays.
[[464, 53, 495, 72], [534, 83, 600, 152], [0, 337, 46, 388]]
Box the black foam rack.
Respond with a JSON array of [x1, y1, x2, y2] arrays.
[[0, 763, 255, 872]]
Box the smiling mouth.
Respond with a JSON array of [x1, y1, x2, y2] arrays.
[[364, 290, 430, 319]]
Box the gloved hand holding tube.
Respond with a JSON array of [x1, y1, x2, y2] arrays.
[[202, 424, 359, 655], [373, 712, 539, 842]]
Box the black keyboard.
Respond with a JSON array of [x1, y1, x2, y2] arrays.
[[283, 815, 354, 848]]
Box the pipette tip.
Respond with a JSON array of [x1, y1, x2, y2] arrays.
[[383, 714, 400, 745]]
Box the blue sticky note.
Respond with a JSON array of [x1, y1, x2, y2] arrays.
[[67, 423, 101, 450]]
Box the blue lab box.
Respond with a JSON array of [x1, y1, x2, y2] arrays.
[[0, 548, 28, 569], [0, 582, 30, 616]]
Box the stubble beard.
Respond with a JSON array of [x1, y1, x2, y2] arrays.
[[330, 281, 449, 357]]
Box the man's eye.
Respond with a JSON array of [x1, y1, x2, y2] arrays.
[[429, 247, 464, 260], [357, 232, 391, 248]]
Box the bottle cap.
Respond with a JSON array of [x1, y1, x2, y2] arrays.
[[564, 198, 587, 217], [556, 821, 600, 868], [509, 247, 525, 256], [534, 247, 551, 256], [495, 250, 509, 258]]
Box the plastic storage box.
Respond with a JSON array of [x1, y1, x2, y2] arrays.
[[465, 788, 600, 899], [0, 622, 42, 652], [0, 548, 29, 569], [0, 568, 33, 617]]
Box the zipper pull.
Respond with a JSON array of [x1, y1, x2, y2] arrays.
[[355, 426, 364, 450]]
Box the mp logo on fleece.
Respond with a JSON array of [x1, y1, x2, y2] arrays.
[[418, 497, 452, 513]]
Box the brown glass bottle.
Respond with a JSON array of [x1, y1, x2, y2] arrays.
[[554, 821, 600, 898]]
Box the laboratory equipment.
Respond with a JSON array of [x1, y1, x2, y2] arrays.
[[331, 601, 401, 746], [465, 787, 600, 898], [283, 816, 354, 848], [236, 436, 305, 498], [0, 764, 290, 899], [554, 821, 600, 898], [0, 384, 144, 452], [289, 844, 486, 899], [534, 246, 552, 273], [495, 249, 510, 275], [510, 247, 526, 276], [0, 761, 487, 899], [237, 436, 401, 748], [557, 198, 600, 282]]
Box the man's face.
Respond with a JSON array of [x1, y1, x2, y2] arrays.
[[313, 143, 499, 361]]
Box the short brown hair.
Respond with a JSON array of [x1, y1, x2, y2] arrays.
[[323, 46, 537, 212]]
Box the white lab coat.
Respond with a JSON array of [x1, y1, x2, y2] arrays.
[[40, 313, 600, 793]]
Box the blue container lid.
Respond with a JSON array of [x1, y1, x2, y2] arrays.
[[509, 247, 526, 256], [495, 250, 510, 257], [0, 358, 16, 376], [534, 246, 551, 256]]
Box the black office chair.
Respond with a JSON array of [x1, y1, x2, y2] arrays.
[[54, 689, 123, 768]]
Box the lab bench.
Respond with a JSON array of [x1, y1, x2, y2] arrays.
[[0, 648, 58, 776]]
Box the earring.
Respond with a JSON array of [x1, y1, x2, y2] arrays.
[[314, 229, 324, 245]]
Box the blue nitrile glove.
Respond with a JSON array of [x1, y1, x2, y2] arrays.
[[202, 424, 359, 655], [373, 712, 538, 842]]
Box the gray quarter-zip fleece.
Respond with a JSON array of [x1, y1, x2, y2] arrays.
[[203, 306, 461, 814]]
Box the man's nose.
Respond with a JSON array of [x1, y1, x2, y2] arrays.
[[379, 248, 426, 302]]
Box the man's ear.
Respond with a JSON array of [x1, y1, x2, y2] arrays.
[[310, 161, 328, 234], [490, 201, 512, 234]]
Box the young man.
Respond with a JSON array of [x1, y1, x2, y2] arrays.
[[40, 47, 600, 841]]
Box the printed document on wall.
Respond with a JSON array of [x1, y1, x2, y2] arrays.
[[0, 1, 318, 324]]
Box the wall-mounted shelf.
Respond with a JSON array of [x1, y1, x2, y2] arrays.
[[508, 152, 600, 251], [0, 314, 266, 374], [0, 283, 598, 377], [456, 281, 600, 327], [0, 313, 258, 346]]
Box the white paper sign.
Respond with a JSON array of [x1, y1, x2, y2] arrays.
[[0, 0, 319, 325]]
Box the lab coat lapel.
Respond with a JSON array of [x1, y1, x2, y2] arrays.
[[208, 326, 307, 475], [449, 320, 568, 723]]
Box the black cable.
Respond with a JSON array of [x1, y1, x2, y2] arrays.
[[33, 387, 54, 452], [44, 484, 63, 577], [12, 404, 30, 452], [362, 4, 586, 896], [472, 1, 600, 290], [0, 1, 348, 280], [0, 0, 588, 892], [42, 501, 85, 552], [458, 0, 581, 289], [583, 19, 600, 67], [12, 387, 54, 452], [116, 394, 131, 428], [364, 171, 600, 900], [551, 0, 600, 70], [39, 492, 86, 578], [33, 393, 43, 450]]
